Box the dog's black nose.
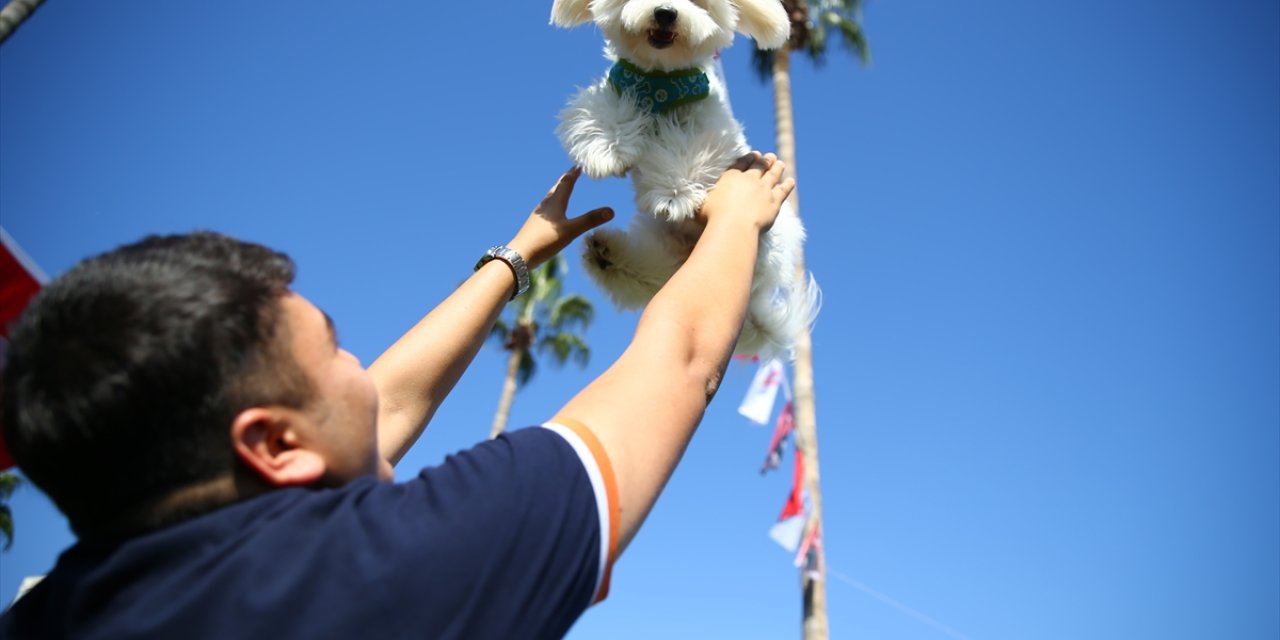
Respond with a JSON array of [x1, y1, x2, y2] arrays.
[[654, 6, 678, 27]]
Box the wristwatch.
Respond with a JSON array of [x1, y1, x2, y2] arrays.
[[474, 245, 530, 300]]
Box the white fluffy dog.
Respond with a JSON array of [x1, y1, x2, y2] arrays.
[[551, 0, 818, 358]]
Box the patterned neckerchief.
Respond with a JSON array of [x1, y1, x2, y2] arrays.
[[607, 59, 711, 115]]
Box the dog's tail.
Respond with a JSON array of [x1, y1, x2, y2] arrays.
[[733, 199, 820, 360], [738, 268, 822, 361]]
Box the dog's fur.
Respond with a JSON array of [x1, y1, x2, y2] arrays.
[[552, 0, 818, 358]]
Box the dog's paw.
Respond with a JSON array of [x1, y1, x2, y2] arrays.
[[638, 187, 703, 222], [580, 229, 666, 309], [578, 147, 633, 179], [583, 230, 618, 272]]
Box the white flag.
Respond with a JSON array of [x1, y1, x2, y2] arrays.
[[738, 358, 785, 425], [769, 512, 807, 553]]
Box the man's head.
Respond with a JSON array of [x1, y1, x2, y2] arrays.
[[1, 232, 383, 538]]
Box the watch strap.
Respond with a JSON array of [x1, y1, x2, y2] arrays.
[[474, 245, 530, 299]]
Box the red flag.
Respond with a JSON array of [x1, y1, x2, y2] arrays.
[[760, 401, 794, 474], [768, 445, 809, 552], [0, 229, 44, 335], [0, 227, 47, 470]]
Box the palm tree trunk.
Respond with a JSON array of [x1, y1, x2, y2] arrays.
[[772, 43, 829, 640], [489, 348, 523, 439], [0, 0, 45, 46]]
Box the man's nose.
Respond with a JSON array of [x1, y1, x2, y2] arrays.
[[654, 6, 678, 27]]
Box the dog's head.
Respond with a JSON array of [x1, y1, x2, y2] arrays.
[[551, 0, 789, 72]]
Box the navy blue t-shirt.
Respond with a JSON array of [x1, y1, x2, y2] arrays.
[[1, 424, 619, 639]]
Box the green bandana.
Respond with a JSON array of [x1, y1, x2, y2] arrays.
[[607, 59, 711, 115]]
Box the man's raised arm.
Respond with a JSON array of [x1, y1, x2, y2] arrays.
[[368, 168, 613, 466], [553, 152, 795, 554]]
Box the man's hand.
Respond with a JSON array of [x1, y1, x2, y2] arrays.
[[508, 167, 615, 269], [699, 152, 794, 231]]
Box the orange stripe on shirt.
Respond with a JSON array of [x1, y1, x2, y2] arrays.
[[552, 416, 620, 604]]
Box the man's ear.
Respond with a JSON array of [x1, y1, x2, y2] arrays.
[[231, 407, 326, 487], [550, 0, 594, 27], [734, 0, 790, 50]]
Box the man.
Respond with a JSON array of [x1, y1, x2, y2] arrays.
[[0, 152, 794, 639]]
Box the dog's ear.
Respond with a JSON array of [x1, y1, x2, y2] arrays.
[[550, 0, 594, 27], [733, 0, 790, 50]]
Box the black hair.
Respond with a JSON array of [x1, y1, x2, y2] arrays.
[[1, 232, 313, 536]]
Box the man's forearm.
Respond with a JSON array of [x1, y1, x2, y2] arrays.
[[365, 168, 611, 468], [368, 260, 516, 466], [553, 151, 790, 553], [554, 215, 764, 552], [636, 215, 760, 395]]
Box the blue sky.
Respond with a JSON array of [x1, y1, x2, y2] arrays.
[[1, 1, 1277, 638]]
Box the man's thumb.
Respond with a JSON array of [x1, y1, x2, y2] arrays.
[[572, 207, 614, 234]]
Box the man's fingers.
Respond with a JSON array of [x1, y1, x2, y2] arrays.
[[765, 157, 787, 184], [731, 151, 762, 172], [567, 207, 615, 236], [542, 167, 583, 208], [775, 176, 796, 200], [745, 152, 776, 176]]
